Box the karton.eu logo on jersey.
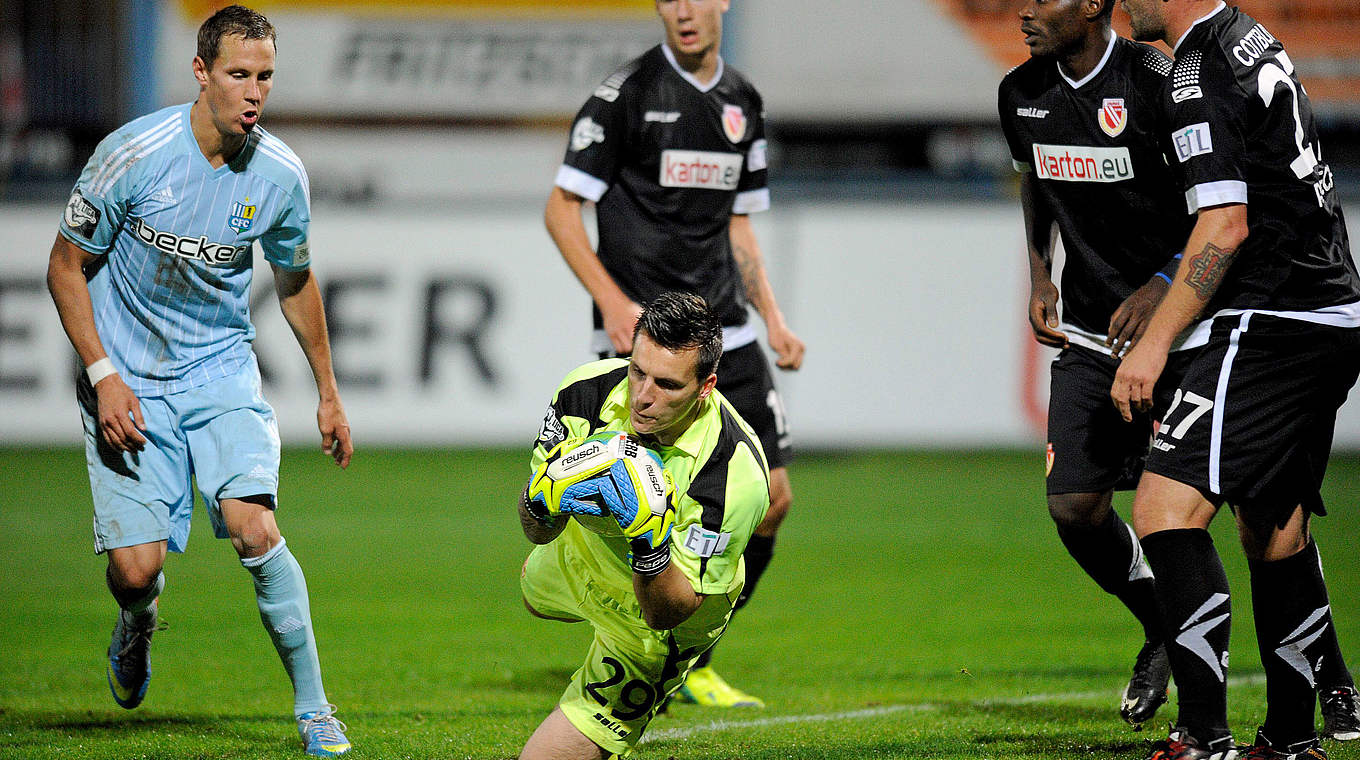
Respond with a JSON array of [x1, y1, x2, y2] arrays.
[[1099, 98, 1127, 138], [1032, 143, 1134, 183]]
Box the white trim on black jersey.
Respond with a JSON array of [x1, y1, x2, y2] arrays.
[[1185, 179, 1247, 212], [1174, 1, 1227, 53], [555, 164, 609, 203], [1059, 33, 1117, 90], [661, 43, 724, 93], [732, 188, 770, 214]]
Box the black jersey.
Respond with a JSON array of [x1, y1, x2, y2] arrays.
[[1165, 6, 1359, 315], [999, 36, 1193, 339], [554, 44, 769, 330]]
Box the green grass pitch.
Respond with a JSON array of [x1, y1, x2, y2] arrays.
[[2, 447, 1358, 759]]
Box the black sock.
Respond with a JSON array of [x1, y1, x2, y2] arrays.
[[1250, 539, 1331, 746], [1141, 528, 1233, 746], [694, 534, 776, 670], [735, 533, 775, 610], [1055, 510, 1163, 643], [1308, 544, 1354, 692]]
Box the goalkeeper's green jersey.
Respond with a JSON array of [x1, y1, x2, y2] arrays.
[[531, 358, 771, 605]]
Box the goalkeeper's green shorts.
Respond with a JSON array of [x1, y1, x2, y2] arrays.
[[520, 534, 736, 754]]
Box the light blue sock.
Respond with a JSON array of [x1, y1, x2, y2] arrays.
[[241, 538, 328, 717]]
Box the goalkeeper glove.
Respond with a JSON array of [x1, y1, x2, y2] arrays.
[[603, 459, 677, 576], [524, 436, 612, 524]]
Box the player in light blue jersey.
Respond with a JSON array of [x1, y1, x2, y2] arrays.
[[46, 6, 351, 757]]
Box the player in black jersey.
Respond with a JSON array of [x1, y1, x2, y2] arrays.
[[999, 0, 1191, 728], [1114, 1, 1360, 758], [544, 0, 804, 709]]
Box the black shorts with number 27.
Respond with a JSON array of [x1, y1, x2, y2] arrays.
[[1145, 313, 1360, 530]]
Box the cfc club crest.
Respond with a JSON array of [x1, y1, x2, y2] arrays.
[[1098, 98, 1127, 138], [721, 104, 746, 143], [228, 199, 257, 232]]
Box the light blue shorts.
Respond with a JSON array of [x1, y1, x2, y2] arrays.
[[81, 355, 281, 554]]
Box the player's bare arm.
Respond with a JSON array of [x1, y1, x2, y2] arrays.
[[633, 562, 702, 630], [1020, 173, 1067, 348], [1111, 204, 1248, 421], [1184, 240, 1236, 300], [729, 214, 805, 370], [545, 186, 641, 353], [46, 233, 147, 452], [273, 265, 353, 469], [518, 481, 567, 545], [1106, 276, 1169, 358]]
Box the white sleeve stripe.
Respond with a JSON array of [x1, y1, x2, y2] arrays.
[[89, 113, 179, 188], [256, 141, 312, 208], [1013, 159, 1033, 173], [732, 188, 770, 214], [1185, 180, 1247, 212], [90, 116, 181, 192], [92, 129, 181, 195], [257, 132, 309, 183], [554, 164, 609, 202]]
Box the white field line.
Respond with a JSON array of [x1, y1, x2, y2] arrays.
[[641, 673, 1268, 743]]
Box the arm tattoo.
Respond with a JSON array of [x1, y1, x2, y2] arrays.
[[1185, 241, 1235, 300], [732, 241, 767, 309]]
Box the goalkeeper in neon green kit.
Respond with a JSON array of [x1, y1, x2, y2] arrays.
[[517, 293, 771, 759]]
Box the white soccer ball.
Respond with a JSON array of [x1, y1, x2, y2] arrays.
[[542, 431, 670, 538]]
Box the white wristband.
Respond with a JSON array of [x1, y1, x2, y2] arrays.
[[86, 357, 118, 386]]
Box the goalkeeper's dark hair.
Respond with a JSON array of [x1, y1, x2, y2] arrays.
[[634, 292, 723, 381], [197, 5, 276, 71]]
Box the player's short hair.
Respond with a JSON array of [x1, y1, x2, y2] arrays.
[[197, 5, 276, 71], [635, 292, 723, 381], [1094, 0, 1115, 21]]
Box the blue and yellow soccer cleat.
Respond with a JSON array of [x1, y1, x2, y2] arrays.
[[106, 602, 158, 709], [297, 706, 351, 757], [674, 666, 765, 708]]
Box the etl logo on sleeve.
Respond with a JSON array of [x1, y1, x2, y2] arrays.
[[1173, 123, 1213, 162]]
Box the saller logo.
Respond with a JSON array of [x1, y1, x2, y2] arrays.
[[130, 217, 250, 266], [1032, 144, 1133, 182], [659, 149, 742, 190]]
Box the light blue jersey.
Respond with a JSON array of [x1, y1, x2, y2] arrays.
[[59, 103, 312, 396]]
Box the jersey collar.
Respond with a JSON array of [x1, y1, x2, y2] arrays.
[[1057, 32, 1116, 90], [661, 43, 724, 93], [1174, 1, 1227, 54]]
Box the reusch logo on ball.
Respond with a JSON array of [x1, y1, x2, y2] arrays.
[[562, 442, 606, 468]]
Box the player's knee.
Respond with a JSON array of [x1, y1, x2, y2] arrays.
[[109, 561, 162, 593], [107, 547, 165, 592], [1047, 492, 1109, 528], [224, 496, 282, 559]]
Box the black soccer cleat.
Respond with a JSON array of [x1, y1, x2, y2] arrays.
[[1320, 685, 1360, 741], [1147, 727, 1239, 760], [1237, 729, 1327, 760], [1122, 640, 1171, 726]]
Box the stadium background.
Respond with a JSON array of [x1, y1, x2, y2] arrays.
[[2, 2, 1360, 758], [2, 0, 1358, 448]]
